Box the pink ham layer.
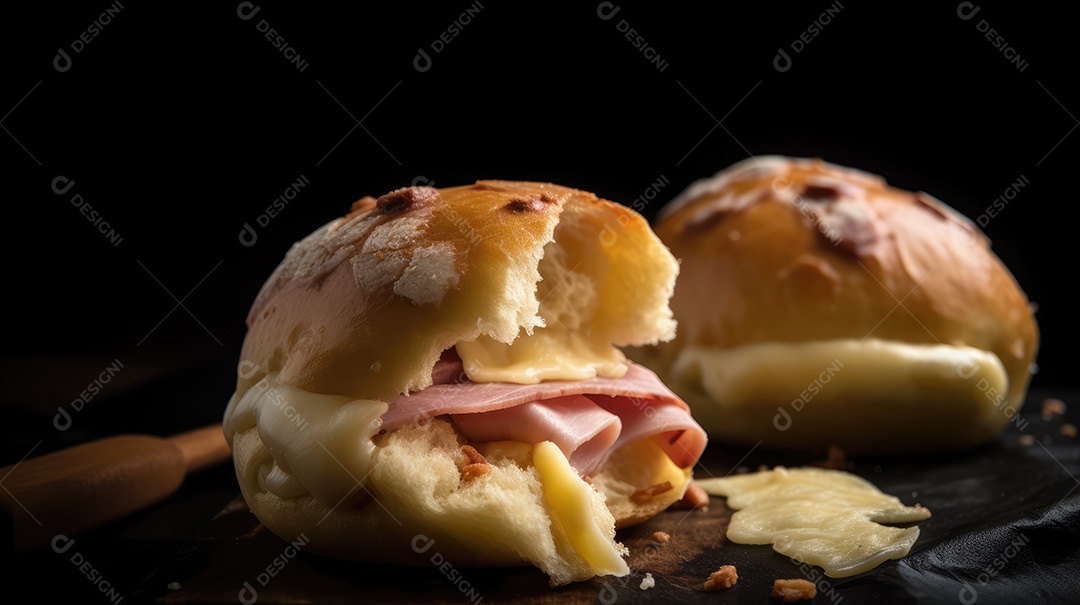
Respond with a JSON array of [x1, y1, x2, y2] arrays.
[[380, 361, 707, 476]]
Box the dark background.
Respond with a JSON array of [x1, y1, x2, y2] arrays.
[[0, 1, 1076, 602]]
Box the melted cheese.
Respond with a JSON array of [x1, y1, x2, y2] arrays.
[[457, 329, 627, 384], [697, 467, 931, 578], [222, 376, 387, 506], [673, 339, 1009, 411], [533, 441, 630, 577]]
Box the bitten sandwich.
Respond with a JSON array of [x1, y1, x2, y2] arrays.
[[636, 156, 1038, 454], [222, 181, 707, 586]]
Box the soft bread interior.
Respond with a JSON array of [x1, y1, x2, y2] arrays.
[[234, 418, 627, 587], [457, 199, 679, 383]]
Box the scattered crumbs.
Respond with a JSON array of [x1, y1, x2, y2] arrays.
[[873, 465, 882, 473], [166, 582, 181, 591], [1061, 423, 1078, 438], [640, 572, 655, 590], [703, 565, 738, 590], [1019, 434, 1035, 446], [771, 578, 816, 602], [1042, 435, 1053, 445], [652, 531, 670, 543], [1042, 398, 1067, 421], [911, 491, 918, 499], [813, 444, 849, 470]]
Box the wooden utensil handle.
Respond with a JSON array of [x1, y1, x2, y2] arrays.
[[0, 424, 231, 552]]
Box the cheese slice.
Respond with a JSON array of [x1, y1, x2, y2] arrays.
[[697, 467, 931, 577], [533, 441, 630, 577]]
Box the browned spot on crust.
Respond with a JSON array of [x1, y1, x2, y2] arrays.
[[472, 181, 510, 192], [376, 186, 440, 213], [540, 192, 561, 204], [630, 480, 674, 504], [801, 183, 842, 201], [504, 197, 547, 213]]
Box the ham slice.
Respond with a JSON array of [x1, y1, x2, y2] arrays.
[[450, 395, 624, 475], [381, 362, 707, 476]]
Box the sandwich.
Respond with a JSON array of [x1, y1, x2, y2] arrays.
[[634, 156, 1038, 454], [222, 180, 707, 586]]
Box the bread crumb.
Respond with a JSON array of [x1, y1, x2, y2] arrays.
[[813, 444, 849, 470], [1042, 398, 1067, 421], [1061, 423, 1078, 438], [772, 578, 816, 602], [652, 531, 670, 543], [1019, 434, 1035, 446], [703, 565, 738, 590], [460, 445, 491, 481], [672, 481, 710, 509], [630, 481, 674, 504], [639, 572, 655, 590]]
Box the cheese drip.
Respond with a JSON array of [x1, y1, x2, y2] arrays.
[[223, 376, 388, 506], [457, 330, 627, 384]]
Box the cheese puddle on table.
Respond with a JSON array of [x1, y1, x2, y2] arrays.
[[696, 467, 931, 578]]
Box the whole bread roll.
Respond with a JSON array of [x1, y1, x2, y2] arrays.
[[223, 181, 707, 586], [639, 156, 1038, 454]]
